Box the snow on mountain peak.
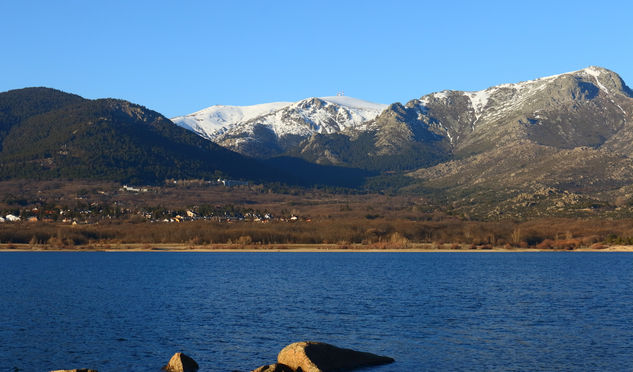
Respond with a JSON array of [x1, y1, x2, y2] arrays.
[[584, 66, 605, 76], [171, 96, 388, 145], [580, 66, 613, 93], [464, 89, 492, 119], [412, 66, 628, 133], [171, 101, 293, 138], [319, 96, 388, 112]]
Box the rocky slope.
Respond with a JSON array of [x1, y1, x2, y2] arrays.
[[398, 66, 633, 217], [172, 66, 633, 176], [411, 66, 632, 157], [286, 66, 633, 217], [295, 66, 632, 170]]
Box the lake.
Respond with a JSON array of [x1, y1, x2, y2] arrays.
[[1, 252, 632, 371]]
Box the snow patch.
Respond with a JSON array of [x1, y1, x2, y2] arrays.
[[582, 66, 627, 119], [319, 96, 387, 112], [464, 89, 491, 122], [431, 91, 450, 100], [583, 66, 609, 93]]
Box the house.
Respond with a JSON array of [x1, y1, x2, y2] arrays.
[[121, 185, 141, 192], [217, 178, 248, 187]]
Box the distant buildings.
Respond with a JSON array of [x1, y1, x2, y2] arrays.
[[120, 185, 148, 192], [217, 178, 248, 187]]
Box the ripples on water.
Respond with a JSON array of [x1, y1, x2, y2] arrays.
[[1, 252, 632, 371]]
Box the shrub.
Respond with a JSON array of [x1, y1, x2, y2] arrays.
[[536, 239, 555, 249], [237, 235, 253, 245]]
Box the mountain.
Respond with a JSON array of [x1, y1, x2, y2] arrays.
[[411, 65, 632, 157], [294, 66, 633, 172], [399, 66, 633, 217], [293, 101, 452, 171], [174, 66, 632, 181], [0, 87, 84, 151], [0, 88, 288, 184], [171, 96, 387, 157], [5, 67, 633, 218], [268, 66, 633, 217]]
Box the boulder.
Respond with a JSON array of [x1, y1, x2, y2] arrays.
[[50, 370, 98, 372], [277, 341, 394, 372], [251, 363, 294, 372], [163, 352, 199, 372]]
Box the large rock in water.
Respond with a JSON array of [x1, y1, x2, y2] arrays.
[[277, 341, 394, 372], [163, 352, 199, 372], [251, 363, 294, 372]]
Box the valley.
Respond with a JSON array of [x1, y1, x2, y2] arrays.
[[3, 67, 633, 250]]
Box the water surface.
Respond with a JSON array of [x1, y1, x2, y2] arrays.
[[1, 252, 632, 371]]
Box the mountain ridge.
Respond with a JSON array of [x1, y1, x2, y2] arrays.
[[171, 66, 632, 170], [292, 66, 632, 168], [4, 66, 633, 218], [171, 95, 387, 157]]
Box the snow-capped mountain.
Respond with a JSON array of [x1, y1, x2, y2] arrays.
[[405, 66, 632, 155], [171, 101, 292, 140], [295, 66, 633, 171], [171, 96, 387, 157], [170, 65, 633, 203], [5, 67, 633, 218]]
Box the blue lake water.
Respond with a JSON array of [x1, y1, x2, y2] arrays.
[[1, 252, 632, 371]]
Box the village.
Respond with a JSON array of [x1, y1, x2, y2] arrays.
[[0, 203, 308, 225], [0, 179, 314, 225]]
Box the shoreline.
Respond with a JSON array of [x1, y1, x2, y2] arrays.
[[1, 243, 633, 252]]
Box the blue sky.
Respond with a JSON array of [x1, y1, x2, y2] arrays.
[[2, 0, 632, 117]]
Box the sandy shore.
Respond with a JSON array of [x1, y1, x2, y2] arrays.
[[2, 243, 633, 252]]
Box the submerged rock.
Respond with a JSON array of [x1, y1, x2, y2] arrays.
[[277, 341, 394, 372], [163, 352, 199, 372], [251, 363, 294, 372]]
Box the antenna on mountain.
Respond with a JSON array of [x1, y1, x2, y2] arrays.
[[336, 90, 345, 96]]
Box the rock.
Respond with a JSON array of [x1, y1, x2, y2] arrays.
[[163, 352, 199, 372], [251, 363, 294, 372], [50, 370, 98, 372], [277, 341, 394, 372]]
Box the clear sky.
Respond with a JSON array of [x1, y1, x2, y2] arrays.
[[2, 0, 632, 118]]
